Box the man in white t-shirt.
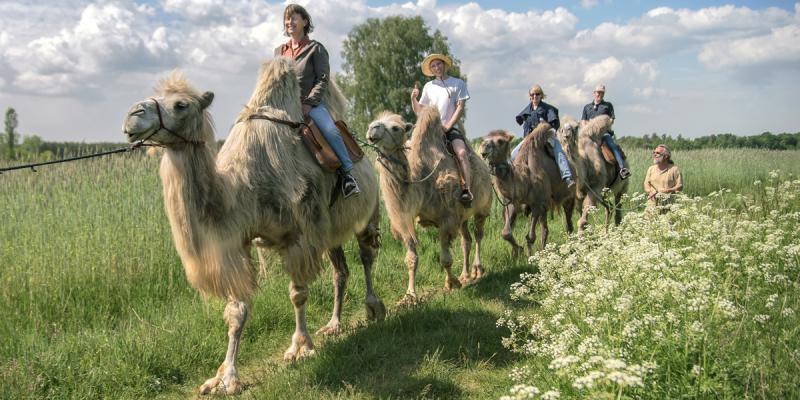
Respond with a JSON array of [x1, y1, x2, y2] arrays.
[[410, 53, 473, 205]]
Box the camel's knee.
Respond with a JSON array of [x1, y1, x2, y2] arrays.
[[223, 301, 248, 331], [289, 283, 309, 307]]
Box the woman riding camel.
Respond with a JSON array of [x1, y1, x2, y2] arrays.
[[274, 3, 360, 198]]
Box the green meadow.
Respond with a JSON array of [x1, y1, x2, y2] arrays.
[[1, 148, 798, 399]]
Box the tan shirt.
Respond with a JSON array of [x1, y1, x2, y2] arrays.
[[644, 164, 683, 205]]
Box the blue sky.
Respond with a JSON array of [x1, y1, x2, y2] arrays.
[[0, 0, 798, 143]]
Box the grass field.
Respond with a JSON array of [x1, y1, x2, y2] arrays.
[[1, 148, 798, 399]]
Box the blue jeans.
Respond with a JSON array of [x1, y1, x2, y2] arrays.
[[309, 104, 353, 173], [602, 133, 627, 170], [510, 136, 573, 181]]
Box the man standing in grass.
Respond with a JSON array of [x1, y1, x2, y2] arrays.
[[644, 144, 683, 208]]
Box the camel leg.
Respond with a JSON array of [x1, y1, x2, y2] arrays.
[[317, 247, 348, 335], [563, 201, 575, 234], [501, 204, 523, 258], [458, 220, 473, 285], [578, 196, 593, 232], [614, 192, 624, 226], [471, 214, 487, 280], [540, 213, 549, 250], [199, 300, 248, 395], [356, 214, 386, 322], [399, 238, 419, 305], [525, 212, 539, 258], [284, 280, 315, 361], [440, 229, 462, 291]]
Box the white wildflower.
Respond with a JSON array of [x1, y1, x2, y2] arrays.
[[754, 314, 770, 324], [541, 390, 561, 400], [691, 365, 703, 375], [766, 294, 779, 309], [781, 308, 794, 317]]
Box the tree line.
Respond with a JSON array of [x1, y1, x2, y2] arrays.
[[3, 16, 799, 162]]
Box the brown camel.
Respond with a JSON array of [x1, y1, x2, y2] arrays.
[[122, 58, 386, 394], [479, 124, 575, 258], [366, 109, 492, 304], [558, 115, 629, 230]]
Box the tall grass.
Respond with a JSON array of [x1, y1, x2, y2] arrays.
[[0, 149, 798, 398]]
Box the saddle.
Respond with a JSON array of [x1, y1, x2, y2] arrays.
[[600, 142, 626, 167], [300, 118, 364, 172]]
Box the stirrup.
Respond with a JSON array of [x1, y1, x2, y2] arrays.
[[459, 189, 473, 207], [619, 168, 631, 180], [342, 174, 361, 198]]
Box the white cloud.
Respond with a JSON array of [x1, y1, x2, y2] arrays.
[[699, 24, 800, 69], [571, 5, 796, 57], [581, 0, 598, 9], [436, 4, 577, 54], [583, 57, 623, 86]]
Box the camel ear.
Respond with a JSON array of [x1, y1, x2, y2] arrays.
[[501, 132, 515, 144], [200, 91, 214, 109]]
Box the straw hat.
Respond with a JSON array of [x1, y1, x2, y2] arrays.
[[421, 53, 453, 77], [594, 84, 606, 93]]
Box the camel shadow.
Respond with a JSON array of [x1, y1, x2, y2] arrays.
[[308, 305, 516, 398]]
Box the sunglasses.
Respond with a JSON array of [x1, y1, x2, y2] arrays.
[[529, 93, 543, 97], [653, 151, 664, 156]]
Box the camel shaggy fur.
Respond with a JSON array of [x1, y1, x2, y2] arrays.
[[366, 108, 492, 304], [479, 124, 574, 257], [122, 58, 385, 394], [558, 115, 629, 230]]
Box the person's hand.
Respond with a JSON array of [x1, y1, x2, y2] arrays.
[[411, 83, 419, 101], [302, 104, 312, 117]]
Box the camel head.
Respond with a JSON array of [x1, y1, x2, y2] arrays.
[[123, 72, 215, 146], [366, 111, 413, 154], [558, 115, 580, 147], [479, 130, 514, 176]]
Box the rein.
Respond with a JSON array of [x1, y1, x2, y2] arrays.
[[486, 161, 513, 207], [0, 141, 157, 174], [353, 136, 442, 184], [247, 113, 308, 130]]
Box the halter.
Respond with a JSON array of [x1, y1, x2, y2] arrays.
[[144, 98, 205, 145]]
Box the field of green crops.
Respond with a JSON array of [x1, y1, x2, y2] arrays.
[[1, 148, 798, 399]]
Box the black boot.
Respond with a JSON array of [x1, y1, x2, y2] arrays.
[[342, 173, 361, 198]]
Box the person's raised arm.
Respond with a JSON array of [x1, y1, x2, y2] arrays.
[[411, 82, 422, 115]]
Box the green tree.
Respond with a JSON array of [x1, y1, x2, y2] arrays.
[[5, 107, 18, 160], [338, 16, 462, 135], [20, 135, 44, 159]]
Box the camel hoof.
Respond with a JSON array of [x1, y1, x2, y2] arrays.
[[458, 274, 471, 286], [471, 265, 485, 280], [445, 278, 462, 291], [283, 346, 315, 362], [365, 296, 387, 321], [316, 323, 341, 336], [199, 375, 242, 395], [397, 293, 418, 306]]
